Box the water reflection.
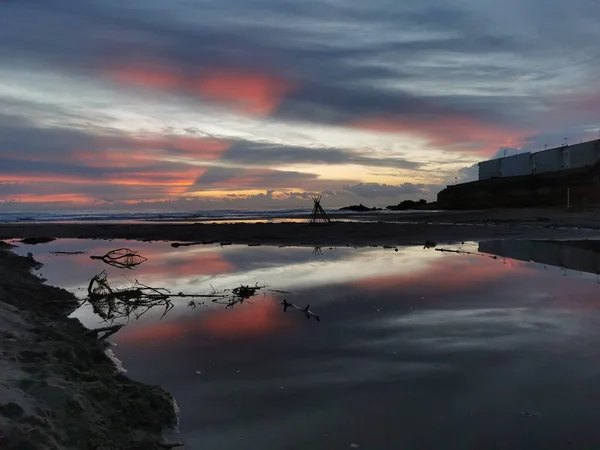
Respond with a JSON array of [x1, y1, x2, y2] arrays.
[[15, 239, 600, 449], [480, 239, 600, 276]]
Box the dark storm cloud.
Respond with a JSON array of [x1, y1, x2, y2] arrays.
[[189, 166, 354, 191], [220, 141, 421, 170]]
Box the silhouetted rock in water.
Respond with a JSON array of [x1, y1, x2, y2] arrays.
[[20, 237, 55, 245], [339, 204, 382, 212], [386, 199, 428, 211]]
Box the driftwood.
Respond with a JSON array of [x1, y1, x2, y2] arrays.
[[90, 248, 147, 269], [85, 271, 320, 325], [281, 299, 320, 321], [86, 271, 173, 321], [435, 248, 498, 259], [85, 271, 229, 322]]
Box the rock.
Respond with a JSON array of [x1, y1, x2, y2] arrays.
[[20, 237, 56, 245]]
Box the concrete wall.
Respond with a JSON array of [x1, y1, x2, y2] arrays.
[[437, 163, 600, 209], [478, 158, 502, 180], [500, 152, 532, 177], [532, 147, 562, 174], [568, 140, 600, 169]]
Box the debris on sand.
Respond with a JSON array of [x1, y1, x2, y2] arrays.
[[0, 248, 178, 450], [90, 247, 148, 269], [19, 237, 56, 245], [50, 251, 87, 256], [424, 240, 437, 249], [171, 241, 203, 248], [171, 240, 217, 248], [435, 247, 499, 260]]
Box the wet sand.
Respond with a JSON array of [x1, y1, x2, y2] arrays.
[[0, 243, 177, 450], [2, 209, 600, 246]]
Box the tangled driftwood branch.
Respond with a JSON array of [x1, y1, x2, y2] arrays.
[[85, 271, 320, 324], [85, 271, 228, 322], [90, 248, 148, 269]]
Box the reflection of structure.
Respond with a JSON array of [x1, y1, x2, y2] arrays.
[[479, 240, 600, 275], [312, 246, 323, 256]]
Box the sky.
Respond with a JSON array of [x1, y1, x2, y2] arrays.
[[1, 0, 600, 211]]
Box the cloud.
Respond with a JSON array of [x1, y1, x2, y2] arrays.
[[2, 0, 600, 208], [105, 64, 297, 116], [220, 141, 421, 170], [189, 166, 357, 192], [352, 115, 533, 156]]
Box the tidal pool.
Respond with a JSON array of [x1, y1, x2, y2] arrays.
[[15, 239, 600, 450]]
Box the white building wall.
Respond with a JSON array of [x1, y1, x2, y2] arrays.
[[500, 152, 531, 177], [478, 158, 502, 180], [568, 140, 600, 169], [531, 147, 562, 174]]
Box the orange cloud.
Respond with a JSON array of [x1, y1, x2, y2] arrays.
[[5, 193, 95, 203], [106, 65, 183, 90], [353, 114, 532, 157], [0, 171, 201, 188], [105, 64, 296, 116], [193, 70, 297, 116]]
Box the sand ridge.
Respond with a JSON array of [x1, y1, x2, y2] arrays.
[[0, 244, 178, 450]]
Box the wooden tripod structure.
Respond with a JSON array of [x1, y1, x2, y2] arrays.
[[309, 195, 331, 224]]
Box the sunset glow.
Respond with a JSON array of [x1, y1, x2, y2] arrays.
[[1, 0, 599, 209]]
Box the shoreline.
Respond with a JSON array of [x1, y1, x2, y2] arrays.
[[2, 208, 600, 247], [0, 242, 178, 450]]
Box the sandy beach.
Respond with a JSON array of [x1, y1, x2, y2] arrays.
[[0, 241, 178, 450], [2, 209, 600, 247]]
